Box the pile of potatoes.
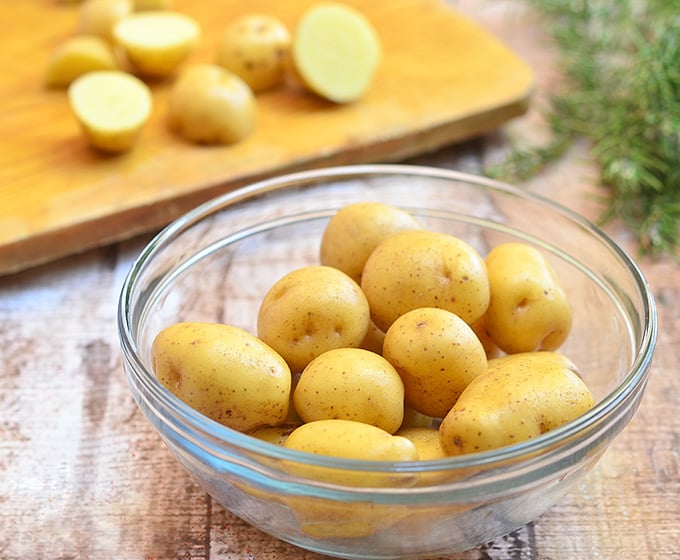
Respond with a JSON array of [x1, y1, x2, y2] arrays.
[[46, 0, 381, 153], [151, 202, 595, 464]]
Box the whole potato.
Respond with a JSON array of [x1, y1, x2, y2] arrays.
[[284, 419, 418, 463], [361, 230, 490, 332], [168, 64, 257, 145], [294, 347, 405, 433], [439, 351, 595, 455], [283, 419, 418, 490], [257, 265, 370, 372], [217, 14, 291, 92], [383, 307, 487, 418], [46, 35, 118, 88], [484, 242, 572, 354], [320, 202, 421, 284], [151, 321, 291, 432]]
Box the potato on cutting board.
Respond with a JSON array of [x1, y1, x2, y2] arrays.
[[67, 70, 152, 152], [167, 64, 257, 145], [112, 10, 200, 76], [217, 14, 291, 92], [291, 2, 381, 103], [45, 35, 118, 87]]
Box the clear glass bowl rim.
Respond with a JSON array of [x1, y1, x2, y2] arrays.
[[118, 163, 657, 476]]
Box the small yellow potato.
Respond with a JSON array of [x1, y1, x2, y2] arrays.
[[284, 419, 418, 463], [396, 427, 447, 461], [485, 242, 572, 354], [45, 35, 117, 88], [79, 0, 132, 42], [383, 307, 487, 418], [217, 14, 291, 92], [361, 230, 490, 332], [113, 10, 200, 76], [151, 322, 291, 432], [68, 70, 152, 152], [167, 64, 257, 145], [439, 351, 595, 455], [292, 2, 381, 103], [294, 347, 405, 434], [320, 202, 421, 284], [283, 419, 418, 488], [257, 265, 370, 372]]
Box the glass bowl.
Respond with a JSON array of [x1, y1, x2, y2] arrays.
[[118, 164, 656, 559]]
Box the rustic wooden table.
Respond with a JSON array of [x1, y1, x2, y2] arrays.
[[1, 2, 678, 559]]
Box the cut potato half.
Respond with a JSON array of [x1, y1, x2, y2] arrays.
[[292, 2, 381, 103], [68, 70, 152, 152], [46, 35, 118, 87], [113, 11, 200, 76]]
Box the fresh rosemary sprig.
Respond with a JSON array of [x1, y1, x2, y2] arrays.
[[487, 0, 680, 259]]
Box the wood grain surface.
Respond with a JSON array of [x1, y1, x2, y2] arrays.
[[1, 2, 678, 559], [0, 0, 533, 276]]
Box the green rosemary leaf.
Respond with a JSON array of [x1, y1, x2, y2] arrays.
[[486, 0, 680, 259]]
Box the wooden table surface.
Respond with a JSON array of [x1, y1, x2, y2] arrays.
[[1, 2, 678, 559]]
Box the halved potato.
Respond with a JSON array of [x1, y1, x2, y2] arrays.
[[68, 70, 152, 152], [113, 11, 200, 76], [291, 2, 381, 103]]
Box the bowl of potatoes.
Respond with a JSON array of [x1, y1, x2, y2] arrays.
[[118, 164, 656, 559]]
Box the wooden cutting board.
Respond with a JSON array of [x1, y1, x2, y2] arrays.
[[0, 0, 534, 275]]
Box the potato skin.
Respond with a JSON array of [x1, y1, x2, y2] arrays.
[[294, 347, 405, 433], [284, 419, 418, 462], [320, 202, 421, 284], [484, 242, 572, 353], [45, 35, 118, 88], [168, 63, 257, 145], [257, 265, 370, 372], [151, 321, 291, 432], [383, 307, 487, 418], [439, 351, 595, 455], [361, 230, 490, 332], [217, 14, 290, 92]]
